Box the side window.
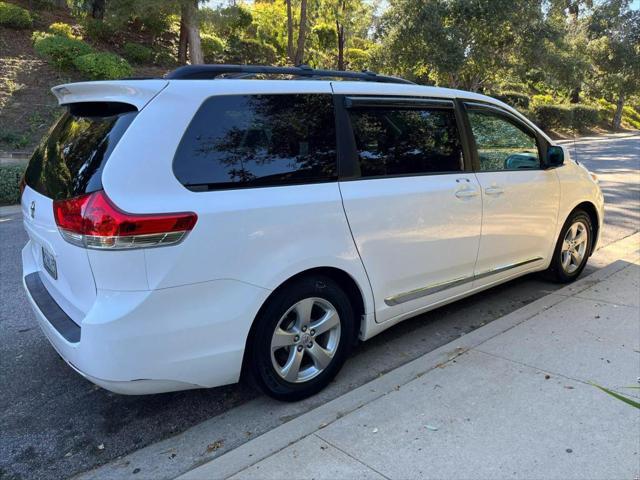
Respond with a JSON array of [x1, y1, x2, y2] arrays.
[[467, 109, 540, 171], [173, 94, 336, 190], [347, 107, 463, 178]]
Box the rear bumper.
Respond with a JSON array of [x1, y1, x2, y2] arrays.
[[22, 241, 271, 395]]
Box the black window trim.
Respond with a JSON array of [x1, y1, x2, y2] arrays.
[[458, 100, 551, 173], [173, 92, 340, 192], [336, 95, 472, 181]]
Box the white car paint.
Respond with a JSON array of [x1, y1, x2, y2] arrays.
[[21, 77, 604, 394]]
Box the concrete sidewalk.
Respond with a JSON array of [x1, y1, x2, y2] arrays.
[[181, 255, 640, 480]]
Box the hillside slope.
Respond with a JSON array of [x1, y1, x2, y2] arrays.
[[0, 1, 167, 153]]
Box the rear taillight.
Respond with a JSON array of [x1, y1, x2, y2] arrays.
[[53, 191, 197, 250]]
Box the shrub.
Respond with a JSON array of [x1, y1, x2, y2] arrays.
[[531, 94, 554, 106], [346, 48, 369, 71], [532, 104, 572, 130], [571, 105, 600, 131], [123, 42, 154, 64], [493, 91, 530, 110], [225, 37, 277, 65], [153, 49, 177, 67], [0, 164, 26, 205], [48, 22, 77, 39], [73, 52, 132, 80], [201, 33, 225, 63], [33, 33, 93, 69], [0, 2, 32, 29], [83, 18, 116, 42]]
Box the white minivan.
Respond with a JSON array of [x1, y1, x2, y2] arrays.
[[21, 65, 604, 401]]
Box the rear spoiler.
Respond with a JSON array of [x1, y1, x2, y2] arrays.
[[51, 80, 169, 110]]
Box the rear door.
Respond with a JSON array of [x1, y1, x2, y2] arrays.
[[462, 102, 560, 285], [21, 103, 138, 322], [336, 96, 482, 323]]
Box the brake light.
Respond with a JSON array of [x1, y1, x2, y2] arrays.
[[53, 191, 197, 250]]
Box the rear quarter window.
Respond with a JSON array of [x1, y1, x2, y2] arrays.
[[173, 94, 337, 190]]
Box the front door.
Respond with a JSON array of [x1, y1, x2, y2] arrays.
[[337, 96, 482, 322], [464, 104, 560, 286]]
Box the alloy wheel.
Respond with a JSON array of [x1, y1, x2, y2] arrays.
[[561, 220, 589, 274], [270, 297, 341, 383]]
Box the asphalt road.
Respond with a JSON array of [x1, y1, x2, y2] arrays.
[[1, 135, 638, 480]]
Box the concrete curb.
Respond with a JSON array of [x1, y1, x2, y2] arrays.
[[178, 259, 632, 479], [0, 204, 22, 216]]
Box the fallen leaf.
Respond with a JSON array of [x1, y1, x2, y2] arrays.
[[97, 444, 105, 450], [206, 440, 224, 453], [372, 428, 378, 433], [425, 425, 438, 431]]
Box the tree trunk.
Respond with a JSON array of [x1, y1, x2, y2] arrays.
[[90, 0, 105, 20], [53, 0, 67, 8], [612, 92, 625, 130], [294, 0, 307, 65], [182, 1, 203, 65], [178, 19, 188, 64], [336, 21, 344, 70], [286, 0, 294, 63]]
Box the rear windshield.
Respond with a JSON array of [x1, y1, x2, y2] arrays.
[[24, 103, 137, 200]]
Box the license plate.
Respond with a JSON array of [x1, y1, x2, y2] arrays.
[[42, 247, 57, 280]]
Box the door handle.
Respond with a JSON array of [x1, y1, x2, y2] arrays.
[[455, 188, 479, 199], [484, 186, 504, 196]]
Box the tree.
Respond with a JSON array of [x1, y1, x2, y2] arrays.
[[376, 0, 547, 90], [284, 0, 308, 64], [586, 0, 639, 128], [180, 0, 204, 64], [294, 0, 307, 64]]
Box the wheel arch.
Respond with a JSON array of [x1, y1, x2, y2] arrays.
[[240, 266, 367, 378]]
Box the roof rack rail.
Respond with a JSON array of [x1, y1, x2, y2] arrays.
[[165, 64, 415, 85]]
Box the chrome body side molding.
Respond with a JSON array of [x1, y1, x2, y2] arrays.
[[384, 257, 543, 306]]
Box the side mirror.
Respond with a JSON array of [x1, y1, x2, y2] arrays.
[[546, 145, 564, 168]]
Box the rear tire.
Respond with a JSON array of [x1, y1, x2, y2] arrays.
[[248, 275, 355, 401], [547, 209, 593, 283]]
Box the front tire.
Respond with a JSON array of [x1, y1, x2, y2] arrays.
[[248, 275, 355, 401], [547, 209, 593, 283]]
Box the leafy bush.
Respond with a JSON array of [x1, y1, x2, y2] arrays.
[[73, 53, 132, 80], [83, 18, 116, 42], [48, 22, 77, 39], [153, 49, 177, 67], [225, 37, 277, 64], [33, 33, 94, 69], [571, 105, 600, 131], [201, 33, 225, 63], [123, 42, 154, 64], [0, 130, 29, 149], [0, 164, 26, 205], [0, 2, 32, 29], [531, 94, 554, 106], [494, 91, 530, 110], [313, 23, 337, 50], [346, 48, 369, 70], [532, 104, 572, 130]]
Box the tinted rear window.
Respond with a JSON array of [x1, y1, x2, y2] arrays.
[[24, 103, 136, 200], [173, 94, 337, 190], [348, 107, 463, 178]]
